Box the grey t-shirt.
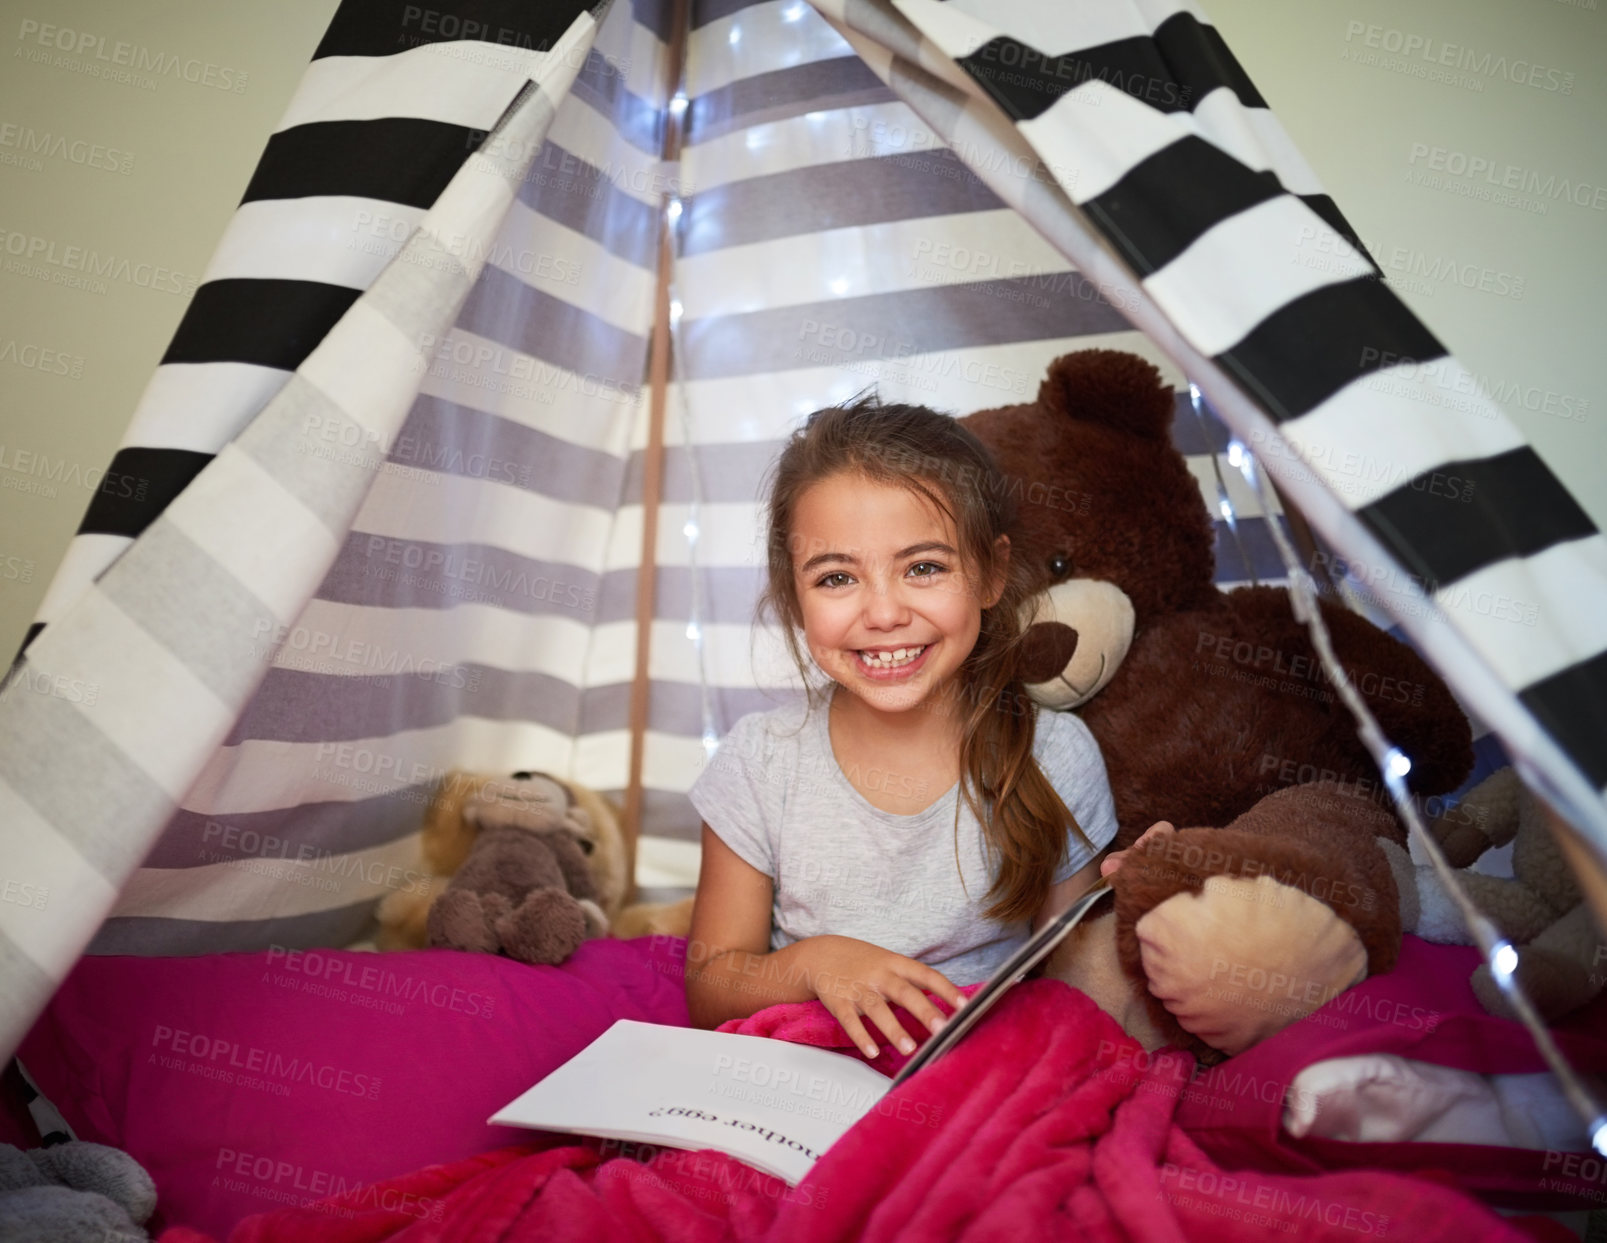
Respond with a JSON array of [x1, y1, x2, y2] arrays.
[[687, 696, 1118, 986]]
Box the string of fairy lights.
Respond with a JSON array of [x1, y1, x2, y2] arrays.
[[1190, 382, 1259, 588], [1219, 401, 1607, 1157], [659, 88, 721, 764]]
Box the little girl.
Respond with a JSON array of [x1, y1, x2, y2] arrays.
[[684, 396, 1119, 1059]]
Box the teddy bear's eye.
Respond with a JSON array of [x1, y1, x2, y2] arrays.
[[577, 838, 595, 855], [1049, 554, 1072, 578]]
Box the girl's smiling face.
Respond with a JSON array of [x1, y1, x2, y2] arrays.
[[789, 472, 1001, 718]]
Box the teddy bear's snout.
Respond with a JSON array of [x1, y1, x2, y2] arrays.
[[1020, 621, 1080, 684]]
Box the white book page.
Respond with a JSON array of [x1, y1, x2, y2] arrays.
[[490, 1020, 893, 1184]]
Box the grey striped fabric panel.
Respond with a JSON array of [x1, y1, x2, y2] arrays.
[[24, 1, 616, 654], [843, 0, 1607, 836], [648, 0, 1287, 844], [0, 40, 593, 1061], [84, 0, 672, 955]]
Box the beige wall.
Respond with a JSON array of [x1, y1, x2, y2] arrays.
[[1, 0, 1604, 663], [1208, 0, 1607, 529], [0, 0, 339, 660]]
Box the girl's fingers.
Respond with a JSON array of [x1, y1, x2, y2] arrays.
[[910, 964, 966, 1019], [886, 979, 951, 1037], [860, 992, 917, 1056], [824, 998, 881, 1059]]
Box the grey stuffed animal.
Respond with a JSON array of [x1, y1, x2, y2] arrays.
[[0, 1141, 156, 1242]]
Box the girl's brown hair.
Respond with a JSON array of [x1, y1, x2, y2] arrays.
[[759, 394, 1090, 923]]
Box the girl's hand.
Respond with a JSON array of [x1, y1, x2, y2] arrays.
[[1099, 820, 1176, 878], [789, 935, 965, 1059]]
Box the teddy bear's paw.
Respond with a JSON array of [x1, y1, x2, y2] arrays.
[[1135, 876, 1367, 1056], [1471, 945, 1595, 1022], [495, 888, 589, 965], [0, 1184, 146, 1242], [426, 888, 500, 953]]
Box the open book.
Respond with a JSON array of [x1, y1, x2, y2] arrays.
[[490, 880, 1112, 1184]]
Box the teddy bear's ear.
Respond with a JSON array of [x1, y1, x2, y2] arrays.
[[1038, 349, 1175, 441]]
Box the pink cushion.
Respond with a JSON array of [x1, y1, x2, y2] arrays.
[[18, 937, 689, 1238], [1175, 935, 1607, 1210]]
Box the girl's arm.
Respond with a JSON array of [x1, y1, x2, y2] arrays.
[[1032, 852, 1108, 934], [685, 823, 801, 1024], [686, 824, 964, 1056], [1033, 820, 1178, 932]]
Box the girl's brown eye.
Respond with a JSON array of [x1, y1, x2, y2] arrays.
[[1049, 554, 1072, 578]]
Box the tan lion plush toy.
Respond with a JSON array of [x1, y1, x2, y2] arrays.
[[1391, 767, 1607, 1022], [376, 770, 629, 965]]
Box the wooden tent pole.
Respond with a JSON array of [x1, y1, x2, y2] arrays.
[[622, 0, 690, 904]]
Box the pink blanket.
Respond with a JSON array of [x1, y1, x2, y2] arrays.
[[157, 980, 1533, 1243]]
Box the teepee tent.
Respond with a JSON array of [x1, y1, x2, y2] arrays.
[[2, 0, 1605, 1069]]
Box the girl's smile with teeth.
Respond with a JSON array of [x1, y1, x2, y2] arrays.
[[858, 645, 927, 668], [788, 473, 1002, 719]]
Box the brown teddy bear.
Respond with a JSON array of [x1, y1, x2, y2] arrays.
[[958, 349, 1474, 845], [376, 770, 629, 965], [959, 348, 1476, 1058]]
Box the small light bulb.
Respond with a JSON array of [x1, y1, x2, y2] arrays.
[[686, 621, 701, 642], [1227, 439, 1246, 468], [728, 26, 741, 45], [829, 277, 849, 296], [703, 730, 721, 757], [782, 2, 806, 20], [1491, 940, 1518, 980], [683, 519, 698, 542], [1385, 748, 1412, 779], [1218, 499, 1234, 520], [669, 299, 683, 321], [666, 199, 683, 223], [669, 92, 688, 116], [1591, 1117, 1607, 1157]]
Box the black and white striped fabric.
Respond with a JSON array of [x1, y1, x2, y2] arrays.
[[28, 0, 628, 648]]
